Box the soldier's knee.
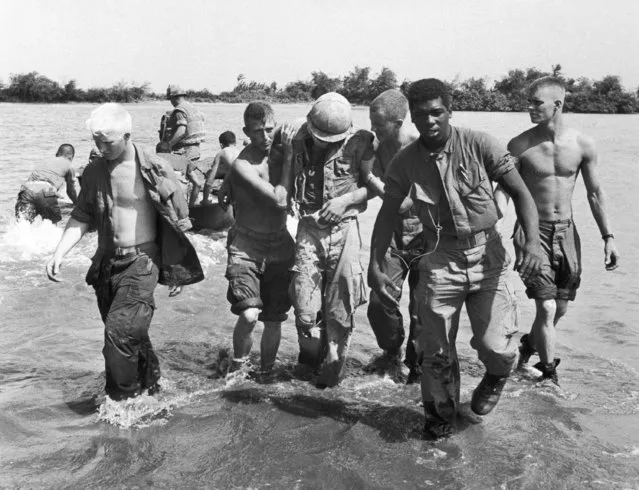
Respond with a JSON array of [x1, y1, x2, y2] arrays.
[[537, 299, 557, 319], [240, 307, 260, 325]]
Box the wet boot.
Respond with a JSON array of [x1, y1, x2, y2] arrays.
[[147, 382, 161, 396], [471, 373, 509, 416], [316, 360, 343, 389], [297, 315, 326, 370], [533, 358, 561, 385], [316, 333, 351, 389], [364, 348, 401, 374], [298, 342, 324, 369], [228, 357, 250, 374], [406, 364, 422, 385], [423, 401, 455, 440], [423, 421, 453, 440], [517, 333, 537, 369], [384, 347, 401, 358]]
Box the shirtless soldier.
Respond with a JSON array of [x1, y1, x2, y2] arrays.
[[15, 144, 80, 224], [509, 76, 620, 384], [46, 103, 203, 401], [365, 89, 422, 382], [224, 102, 297, 373], [202, 131, 241, 203]]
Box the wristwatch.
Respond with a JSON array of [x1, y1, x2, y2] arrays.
[[602, 233, 615, 240]]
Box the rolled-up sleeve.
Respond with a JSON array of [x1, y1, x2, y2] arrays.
[[174, 111, 188, 127], [70, 173, 94, 223], [384, 153, 410, 201], [479, 134, 515, 181]]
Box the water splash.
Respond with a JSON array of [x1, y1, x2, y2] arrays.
[[95, 377, 218, 428], [605, 446, 639, 458], [0, 217, 64, 263], [223, 362, 253, 388], [97, 393, 172, 429], [187, 231, 227, 268]]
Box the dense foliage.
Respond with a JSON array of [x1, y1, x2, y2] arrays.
[[0, 72, 151, 103], [2, 64, 638, 113]]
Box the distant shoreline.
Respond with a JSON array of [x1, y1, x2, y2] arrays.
[[3, 100, 638, 116], [3, 66, 639, 114]]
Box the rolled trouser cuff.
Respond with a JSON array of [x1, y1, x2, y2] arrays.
[[230, 297, 263, 315]]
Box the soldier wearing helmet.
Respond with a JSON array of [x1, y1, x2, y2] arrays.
[[284, 92, 376, 388], [165, 84, 208, 205]]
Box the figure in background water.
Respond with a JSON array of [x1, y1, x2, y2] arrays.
[[285, 92, 376, 388], [364, 89, 422, 383], [368, 79, 543, 439], [160, 84, 207, 206], [506, 76, 620, 385], [222, 103, 297, 373], [15, 144, 80, 224], [202, 130, 241, 203], [46, 103, 204, 401]]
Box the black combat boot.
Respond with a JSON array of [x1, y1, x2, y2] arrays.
[[471, 373, 509, 416], [533, 358, 561, 385], [406, 365, 422, 385], [517, 333, 537, 369], [423, 401, 454, 440]]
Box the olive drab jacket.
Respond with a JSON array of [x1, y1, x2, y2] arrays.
[[386, 127, 516, 238], [71, 143, 204, 287], [291, 123, 375, 220], [169, 101, 206, 149]]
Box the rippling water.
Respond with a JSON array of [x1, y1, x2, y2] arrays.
[[0, 102, 638, 488]]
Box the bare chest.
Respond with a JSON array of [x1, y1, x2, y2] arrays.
[[521, 141, 582, 178], [109, 160, 150, 207], [254, 160, 270, 182]]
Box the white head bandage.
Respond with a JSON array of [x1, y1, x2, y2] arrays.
[[86, 103, 132, 137]]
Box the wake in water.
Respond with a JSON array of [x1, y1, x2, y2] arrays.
[[0, 216, 64, 262], [95, 348, 284, 429], [97, 392, 173, 428], [96, 377, 225, 429]]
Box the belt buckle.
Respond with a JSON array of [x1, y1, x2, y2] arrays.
[[115, 245, 135, 257]]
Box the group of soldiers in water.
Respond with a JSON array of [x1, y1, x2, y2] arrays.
[[34, 76, 619, 439]]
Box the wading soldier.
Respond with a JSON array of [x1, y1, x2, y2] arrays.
[[15, 144, 80, 224], [364, 89, 422, 383], [509, 76, 620, 384], [368, 79, 542, 438], [223, 103, 297, 373], [288, 92, 376, 388], [46, 103, 204, 401]]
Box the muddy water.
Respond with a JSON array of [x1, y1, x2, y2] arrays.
[[0, 103, 637, 488]]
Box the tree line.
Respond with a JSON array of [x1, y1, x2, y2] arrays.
[[2, 64, 638, 114], [0, 72, 151, 104]]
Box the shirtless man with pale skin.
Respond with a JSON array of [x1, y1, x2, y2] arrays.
[[224, 102, 297, 373], [364, 89, 423, 382], [202, 131, 241, 203], [508, 76, 620, 384], [46, 103, 202, 400], [47, 112, 162, 282]]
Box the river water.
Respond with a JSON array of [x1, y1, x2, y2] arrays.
[[0, 102, 637, 489]]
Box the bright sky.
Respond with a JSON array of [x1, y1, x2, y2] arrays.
[[2, 0, 638, 93]]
